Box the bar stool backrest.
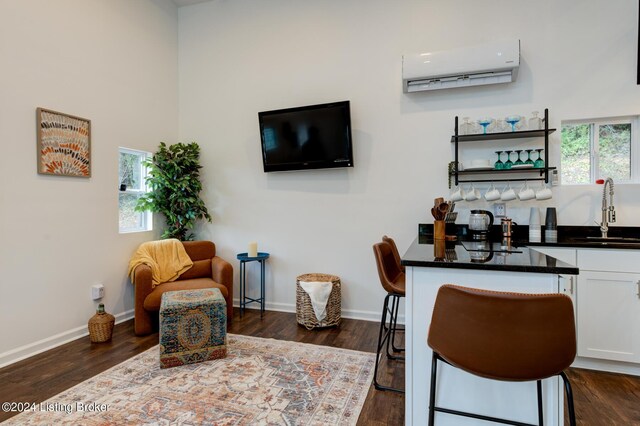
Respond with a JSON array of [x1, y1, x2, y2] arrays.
[[428, 284, 576, 382], [373, 242, 405, 296], [382, 235, 404, 273]]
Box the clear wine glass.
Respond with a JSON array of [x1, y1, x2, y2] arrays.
[[525, 149, 534, 165], [494, 151, 504, 170], [505, 116, 521, 132], [534, 149, 545, 168], [504, 150, 513, 169], [514, 150, 524, 166], [478, 118, 493, 135]]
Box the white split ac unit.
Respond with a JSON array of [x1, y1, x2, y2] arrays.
[[402, 39, 520, 93]]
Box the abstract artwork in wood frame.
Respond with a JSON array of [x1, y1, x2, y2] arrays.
[[36, 107, 91, 177]]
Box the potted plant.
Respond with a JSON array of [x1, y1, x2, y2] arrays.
[[136, 142, 211, 241]]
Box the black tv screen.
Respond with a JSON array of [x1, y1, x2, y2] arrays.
[[258, 101, 353, 172]]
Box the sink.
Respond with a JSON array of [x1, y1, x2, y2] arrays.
[[569, 236, 640, 244]]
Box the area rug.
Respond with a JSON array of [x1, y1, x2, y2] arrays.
[[5, 334, 375, 425]]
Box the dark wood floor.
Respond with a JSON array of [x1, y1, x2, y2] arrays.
[[0, 310, 638, 425]]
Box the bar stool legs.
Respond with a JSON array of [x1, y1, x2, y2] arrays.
[[428, 351, 578, 426], [560, 372, 577, 426], [373, 292, 405, 393]]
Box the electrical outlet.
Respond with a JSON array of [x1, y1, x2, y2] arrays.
[[92, 284, 104, 300], [494, 203, 506, 217]]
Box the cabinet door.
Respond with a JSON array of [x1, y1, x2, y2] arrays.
[[577, 271, 640, 362]]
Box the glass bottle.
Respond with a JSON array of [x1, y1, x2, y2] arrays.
[[528, 111, 542, 130], [460, 117, 471, 135]]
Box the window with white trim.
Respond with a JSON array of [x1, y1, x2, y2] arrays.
[[561, 116, 637, 184], [119, 148, 152, 233]]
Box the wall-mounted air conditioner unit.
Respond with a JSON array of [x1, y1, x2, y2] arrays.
[[402, 39, 520, 93]]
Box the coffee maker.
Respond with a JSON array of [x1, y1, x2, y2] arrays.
[[468, 210, 494, 240]]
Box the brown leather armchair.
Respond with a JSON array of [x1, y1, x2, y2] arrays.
[[132, 241, 233, 336]]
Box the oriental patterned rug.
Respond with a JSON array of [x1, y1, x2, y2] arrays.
[[6, 334, 375, 425]]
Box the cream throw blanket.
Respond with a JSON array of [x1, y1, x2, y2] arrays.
[[128, 239, 193, 288], [299, 281, 333, 322]]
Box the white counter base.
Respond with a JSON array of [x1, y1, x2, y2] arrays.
[[405, 266, 564, 426]]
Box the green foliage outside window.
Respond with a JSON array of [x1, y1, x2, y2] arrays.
[[561, 122, 631, 184], [561, 124, 590, 184]]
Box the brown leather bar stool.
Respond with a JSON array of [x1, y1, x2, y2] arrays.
[[382, 235, 404, 273], [372, 239, 405, 393], [382, 235, 405, 354], [427, 284, 577, 426]]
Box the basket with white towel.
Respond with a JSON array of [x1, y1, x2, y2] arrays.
[[296, 273, 341, 330]]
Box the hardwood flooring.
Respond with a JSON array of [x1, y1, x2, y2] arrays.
[[0, 309, 638, 425]]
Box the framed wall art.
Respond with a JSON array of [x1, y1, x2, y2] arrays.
[[36, 107, 91, 177]]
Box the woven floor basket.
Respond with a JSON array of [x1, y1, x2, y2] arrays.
[[296, 273, 341, 330], [88, 312, 115, 343]]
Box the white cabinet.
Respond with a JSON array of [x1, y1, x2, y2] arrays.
[[576, 250, 640, 364], [576, 271, 640, 362]]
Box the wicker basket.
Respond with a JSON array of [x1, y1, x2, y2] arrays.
[[88, 305, 115, 343], [296, 273, 341, 330]]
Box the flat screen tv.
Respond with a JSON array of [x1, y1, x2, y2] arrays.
[[258, 101, 353, 172]]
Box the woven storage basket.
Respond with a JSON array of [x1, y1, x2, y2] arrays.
[[296, 273, 341, 330], [88, 306, 115, 343]]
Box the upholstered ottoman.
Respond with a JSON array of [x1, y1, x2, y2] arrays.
[[159, 288, 227, 368]]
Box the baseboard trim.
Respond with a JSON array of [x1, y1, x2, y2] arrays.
[[232, 299, 404, 324], [572, 356, 640, 376], [0, 310, 134, 369]]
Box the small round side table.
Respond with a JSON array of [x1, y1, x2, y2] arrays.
[[236, 252, 270, 316]]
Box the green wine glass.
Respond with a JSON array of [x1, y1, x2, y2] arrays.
[[514, 150, 524, 166], [504, 150, 513, 169], [494, 151, 504, 170], [534, 149, 545, 168], [525, 149, 534, 165]]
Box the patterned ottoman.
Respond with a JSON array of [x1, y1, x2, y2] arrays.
[[159, 288, 227, 369]]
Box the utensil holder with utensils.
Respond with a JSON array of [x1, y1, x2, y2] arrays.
[[431, 197, 456, 240]]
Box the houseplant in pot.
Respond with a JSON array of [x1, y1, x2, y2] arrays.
[[136, 142, 211, 241]]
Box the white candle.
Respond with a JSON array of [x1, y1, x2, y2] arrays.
[[248, 241, 258, 257]]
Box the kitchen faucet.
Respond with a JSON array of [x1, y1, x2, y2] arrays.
[[599, 177, 616, 238]]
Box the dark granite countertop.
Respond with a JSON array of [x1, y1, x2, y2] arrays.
[[418, 224, 640, 250], [402, 235, 579, 274]]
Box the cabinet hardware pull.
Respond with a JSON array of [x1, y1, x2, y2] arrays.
[[569, 277, 574, 295], [637, 280, 640, 298]]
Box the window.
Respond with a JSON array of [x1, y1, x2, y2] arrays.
[[119, 148, 152, 233], [561, 117, 637, 184]]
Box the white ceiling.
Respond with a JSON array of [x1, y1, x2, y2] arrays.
[[172, 0, 211, 7]]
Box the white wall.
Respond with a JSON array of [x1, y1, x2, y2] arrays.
[[178, 0, 640, 319], [0, 0, 178, 366]]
